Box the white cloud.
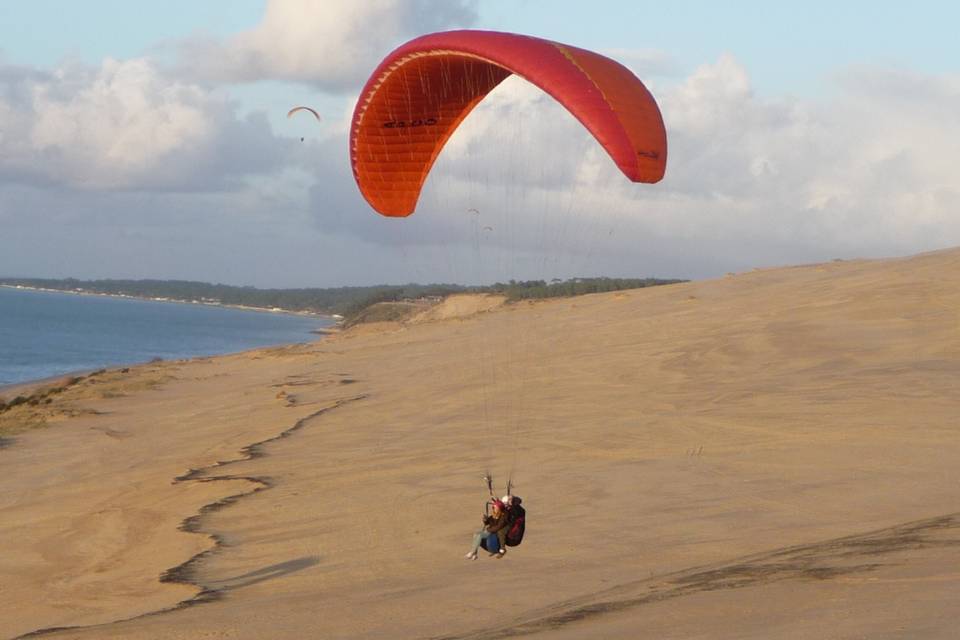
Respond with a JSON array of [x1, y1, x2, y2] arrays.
[[313, 55, 960, 279], [178, 0, 478, 90], [32, 60, 210, 184], [4, 33, 959, 286], [0, 58, 290, 190]]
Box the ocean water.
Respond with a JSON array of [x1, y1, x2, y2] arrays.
[[0, 287, 331, 386]]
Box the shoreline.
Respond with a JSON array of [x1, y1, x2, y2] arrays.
[[0, 345, 328, 401], [0, 369, 100, 400], [0, 287, 338, 394], [0, 284, 335, 320], [0, 337, 323, 401]]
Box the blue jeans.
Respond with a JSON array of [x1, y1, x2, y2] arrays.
[[471, 529, 499, 553]]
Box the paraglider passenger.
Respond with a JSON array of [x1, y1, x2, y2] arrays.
[[465, 499, 508, 560]]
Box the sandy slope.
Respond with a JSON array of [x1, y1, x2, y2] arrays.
[[408, 293, 506, 323], [2, 249, 959, 639]]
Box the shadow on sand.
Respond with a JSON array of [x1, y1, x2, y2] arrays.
[[209, 556, 321, 591], [435, 512, 960, 640]]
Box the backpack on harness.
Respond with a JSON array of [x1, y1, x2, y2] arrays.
[[504, 498, 526, 547]]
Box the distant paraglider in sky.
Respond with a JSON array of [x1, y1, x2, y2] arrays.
[[288, 106, 322, 142], [287, 106, 321, 122], [350, 30, 668, 217]]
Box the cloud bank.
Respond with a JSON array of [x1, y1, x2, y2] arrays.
[[314, 54, 960, 279], [0, 58, 288, 191], [2, 1, 958, 286], [177, 0, 478, 90]]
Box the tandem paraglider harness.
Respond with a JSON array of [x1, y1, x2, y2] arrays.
[[482, 474, 526, 549], [504, 497, 525, 546]]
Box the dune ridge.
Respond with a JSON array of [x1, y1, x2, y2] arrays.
[[2, 248, 959, 639]]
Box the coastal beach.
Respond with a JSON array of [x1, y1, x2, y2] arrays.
[[3, 249, 959, 639]]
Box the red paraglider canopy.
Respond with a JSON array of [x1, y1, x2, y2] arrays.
[[350, 30, 667, 217]]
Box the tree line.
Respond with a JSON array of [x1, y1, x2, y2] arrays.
[[0, 276, 685, 318], [489, 277, 686, 301]]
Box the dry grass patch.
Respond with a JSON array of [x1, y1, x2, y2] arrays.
[[0, 366, 175, 436]]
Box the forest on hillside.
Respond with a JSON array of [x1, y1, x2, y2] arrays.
[[0, 276, 686, 319]]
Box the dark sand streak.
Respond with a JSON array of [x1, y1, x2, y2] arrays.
[[434, 513, 960, 640], [15, 393, 369, 640]]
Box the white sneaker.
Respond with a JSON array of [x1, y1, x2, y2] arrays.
[[465, 552, 477, 560]]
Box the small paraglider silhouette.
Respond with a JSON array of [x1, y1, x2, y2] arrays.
[[287, 106, 321, 142]]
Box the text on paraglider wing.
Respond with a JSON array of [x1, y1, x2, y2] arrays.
[[637, 150, 661, 159], [383, 118, 439, 128]]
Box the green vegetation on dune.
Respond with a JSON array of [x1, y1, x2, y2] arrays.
[[0, 276, 686, 322], [492, 277, 686, 301], [341, 301, 429, 327], [0, 278, 468, 316]]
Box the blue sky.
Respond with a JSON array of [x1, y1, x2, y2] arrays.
[[5, 1, 957, 94], [1, 1, 958, 287], [0, 1, 262, 64]]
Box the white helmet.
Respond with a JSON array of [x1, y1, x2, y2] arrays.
[[501, 495, 512, 505]]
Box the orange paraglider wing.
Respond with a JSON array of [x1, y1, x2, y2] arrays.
[[287, 106, 322, 121], [350, 30, 667, 217]]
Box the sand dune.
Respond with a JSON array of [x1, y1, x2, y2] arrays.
[[2, 249, 959, 639]]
